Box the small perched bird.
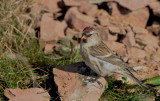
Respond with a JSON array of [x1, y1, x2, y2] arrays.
[[80, 26, 148, 89]]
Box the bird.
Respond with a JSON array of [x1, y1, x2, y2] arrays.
[[80, 26, 148, 89]]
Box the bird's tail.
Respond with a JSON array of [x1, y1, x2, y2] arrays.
[[117, 71, 148, 89], [126, 73, 148, 89]]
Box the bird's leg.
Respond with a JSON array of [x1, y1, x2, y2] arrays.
[[82, 76, 98, 84], [104, 75, 109, 81], [80, 62, 103, 88], [82, 76, 103, 89]]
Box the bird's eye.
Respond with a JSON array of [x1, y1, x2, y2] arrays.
[[82, 32, 92, 37], [86, 34, 92, 37], [83, 33, 86, 36]]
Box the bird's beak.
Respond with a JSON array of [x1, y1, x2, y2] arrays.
[[82, 36, 87, 40]]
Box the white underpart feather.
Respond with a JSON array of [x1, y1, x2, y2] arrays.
[[98, 54, 112, 58], [86, 51, 116, 76]]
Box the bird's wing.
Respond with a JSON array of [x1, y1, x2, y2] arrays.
[[102, 55, 136, 72], [89, 42, 136, 72], [89, 41, 114, 56]]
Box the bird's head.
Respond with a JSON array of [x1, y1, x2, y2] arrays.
[[81, 26, 102, 46]]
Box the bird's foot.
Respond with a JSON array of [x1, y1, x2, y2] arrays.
[[82, 76, 103, 89]]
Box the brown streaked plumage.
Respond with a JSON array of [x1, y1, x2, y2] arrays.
[[89, 41, 113, 56], [80, 26, 148, 89], [89, 44, 136, 73]]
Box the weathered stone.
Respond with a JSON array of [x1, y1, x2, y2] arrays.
[[96, 9, 111, 26], [133, 26, 148, 34], [135, 31, 159, 49], [79, 3, 98, 17], [148, 0, 160, 17], [53, 62, 106, 101], [4, 88, 50, 101], [144, 45, 156, 55], [40, 13, 67, 48], [33, 0, 61, 12], [151, 52, 160, 62], [108, 26, 121, 34], [63, 0, 89, 6], [105, 41, 127, 59], [127, 47, 147, 60], [122, 27, 136, 47], [147, 24, 160, 35], [65, 28, 80, 38], [44, 43, 55, 54], [65, 7, 95, 31], [121, 7, 149, 28], [114, 0, 149, 11], [107, 2, 121, 16], [105, 41, 125, 52]]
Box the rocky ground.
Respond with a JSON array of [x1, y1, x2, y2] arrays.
[[35, 0, 160, 79], [2, 0, 160, 101]]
